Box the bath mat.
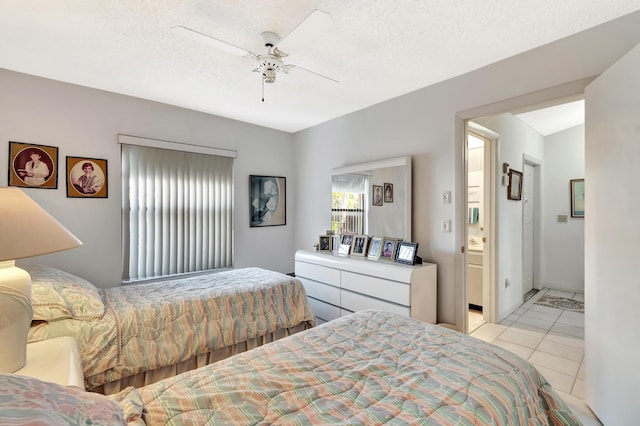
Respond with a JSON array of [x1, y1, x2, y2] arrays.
[[534, 295, 584, 313]]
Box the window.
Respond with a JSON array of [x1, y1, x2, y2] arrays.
[[120, 137, 235, 282]]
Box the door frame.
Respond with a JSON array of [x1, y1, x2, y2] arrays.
[[464, 122, 499, 333], [522, 155, 543, 293]]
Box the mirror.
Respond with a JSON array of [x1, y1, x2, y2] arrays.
[[331, 156, 412, 242]]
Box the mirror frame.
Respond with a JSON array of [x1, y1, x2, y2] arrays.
[[331, 156, 412, 242]]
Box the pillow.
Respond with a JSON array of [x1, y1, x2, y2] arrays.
[[0, 373, 126, 425], [26, 264, 105, 321]]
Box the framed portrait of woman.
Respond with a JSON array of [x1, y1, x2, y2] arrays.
[[8, 141, 58, 189]]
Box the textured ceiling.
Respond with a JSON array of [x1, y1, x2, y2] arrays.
[[1, 1, 639, 133]]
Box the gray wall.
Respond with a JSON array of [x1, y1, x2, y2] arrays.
[[543, 124, 585, 292], [0, 69, 296, 287], [292, 12, 640, 326]]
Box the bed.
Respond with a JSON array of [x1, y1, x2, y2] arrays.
[[2, 309, 581, 425], [24, 264, 315, 394]]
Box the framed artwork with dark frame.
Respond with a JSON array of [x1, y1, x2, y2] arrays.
[[395, 242, 419, 265], [351, 234, 369, 257], [372, 184, 383, 206], [384, 183, 393, 203], [66, 157, 108, 198], [507, 169, 523, 201], [8, 141, 58, 189], [367, 237, 383, 260], [250, 175, 286, 227], [570, 178, 585, 218], [318, 235, 332, 252]]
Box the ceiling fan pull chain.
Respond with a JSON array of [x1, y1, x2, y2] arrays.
[[262, 76, 265, 102]]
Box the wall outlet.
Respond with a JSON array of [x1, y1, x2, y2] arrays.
[[557, 214, 568, 223], [441, 191, 451, 204], [505, 278, 511, 288], [441, 220, 451, 233]]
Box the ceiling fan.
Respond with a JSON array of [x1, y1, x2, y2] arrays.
[[171, 9, 339, 101]]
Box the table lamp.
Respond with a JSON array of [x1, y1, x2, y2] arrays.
[[0, 187, 82, 372]]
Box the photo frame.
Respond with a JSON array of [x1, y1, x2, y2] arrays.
[[570, 178, 585, 218], [367, 237, 383, 260], [66, 156, 108, 198], [507, 169, 523, 201], [351, 234, 369, 257], [395, 242, 419, 265], [8, 141, 58, 189], [380, 238, 398, 261], [318, 235, 332, 252], [338, 233, 354, 256], [372, 184, 383, 206], [384, 183, 393, 203], [332, 235, 341, 253], [250, 175, 286, 227]]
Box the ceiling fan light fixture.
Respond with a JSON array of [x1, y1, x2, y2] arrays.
[[262, 67, 277, 83], [256, 55, 284, 83]]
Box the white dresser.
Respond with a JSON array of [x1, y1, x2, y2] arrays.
[[295, 250, 437, 324]]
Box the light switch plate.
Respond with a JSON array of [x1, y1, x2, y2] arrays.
[[441, 220, 451, 232], [441, 191, 451, 204]]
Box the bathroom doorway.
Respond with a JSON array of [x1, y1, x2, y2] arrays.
[[466, 125, 496, 333]]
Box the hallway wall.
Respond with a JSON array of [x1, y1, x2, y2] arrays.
[[542, 124, 585, 292]]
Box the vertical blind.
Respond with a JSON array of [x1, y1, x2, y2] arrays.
[[121, 144, 234, 281]]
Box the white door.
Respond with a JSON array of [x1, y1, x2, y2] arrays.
[[583, 42, 640, 424], [522, 163, 535, 294]]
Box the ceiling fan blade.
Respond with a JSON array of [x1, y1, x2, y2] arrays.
[[285, 64, 339, 84], [277, 9, 333, 51], [170, 26, 255, 58]]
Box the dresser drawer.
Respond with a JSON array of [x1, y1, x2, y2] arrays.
[[298, 277, 340, 306], [340, 290, 410, 317], [308, 297, 341, 322], [295, 261, 340, 287], [341, 271, 410, 306]]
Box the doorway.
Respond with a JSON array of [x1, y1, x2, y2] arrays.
[[522, 158, 541, 300], [466, 125, 497, 333]]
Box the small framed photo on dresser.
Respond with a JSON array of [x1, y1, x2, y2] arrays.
[[395, 242, 419, 265], [351, 235, 369, 257], [318, 235, 332, 252], [380, 238, 398, 261], [367, 237, 383, 260]]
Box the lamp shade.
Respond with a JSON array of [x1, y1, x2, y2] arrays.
[[0, 187, 82, 261], [0, 187, 82, 372]]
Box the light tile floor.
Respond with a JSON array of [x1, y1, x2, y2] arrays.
[[470, 288, 601, 425]]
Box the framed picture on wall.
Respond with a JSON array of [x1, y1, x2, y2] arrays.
[[384, 183, 393, 203], [66, 157, 108, 198], [507, 169, 523, 200], [8, 141, 58, 189], [250, 175, 286, 227], [372, 185, 383, 206], [570, 178, 585, 218]]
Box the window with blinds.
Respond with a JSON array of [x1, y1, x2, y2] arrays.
[[121, 142, 234, 282]]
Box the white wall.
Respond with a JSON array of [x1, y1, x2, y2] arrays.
[[473, 114, 545, 320], [0, 69, 295, 287], [293, 12, 640, 326], [585, 42, 640, 425], [542, 124, 585, 292]]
